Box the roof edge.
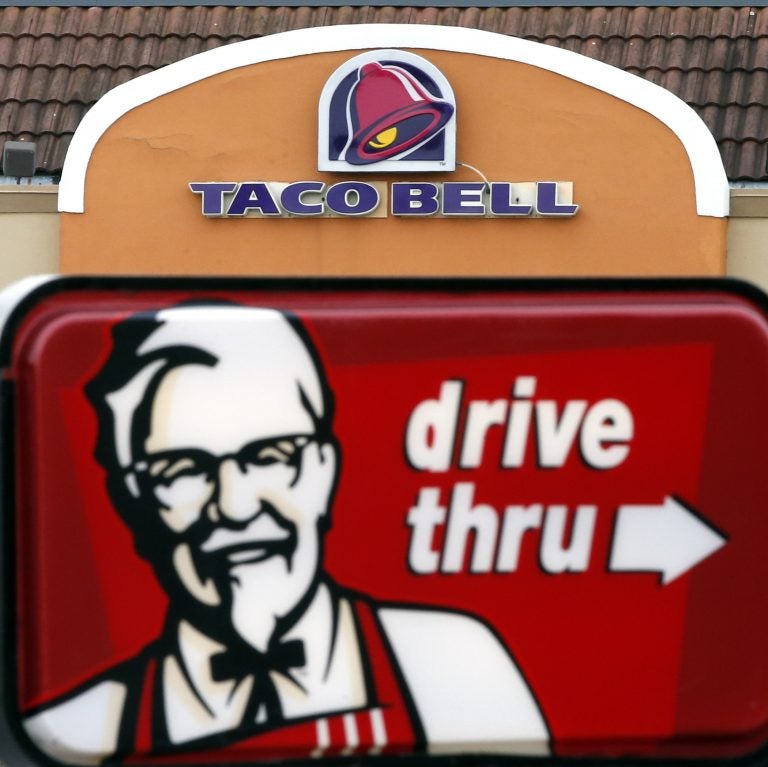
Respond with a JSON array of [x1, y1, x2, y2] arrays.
[[58, 24, 729, 218]]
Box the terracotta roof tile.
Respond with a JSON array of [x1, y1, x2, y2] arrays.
[[0, 6, 765, 180], [697, 103, 768, 140], [720, 139, 767, 180], [1, 101, 85, 136], [641, 68, 768, 107], [0, 65, 145, 104]]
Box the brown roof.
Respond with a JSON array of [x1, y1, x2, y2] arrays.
[[0, 5, 765, 180]]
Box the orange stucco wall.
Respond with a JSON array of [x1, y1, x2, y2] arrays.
[[60, 49, 726, 276]]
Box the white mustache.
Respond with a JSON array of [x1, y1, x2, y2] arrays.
[[200, 514, 291, 553]]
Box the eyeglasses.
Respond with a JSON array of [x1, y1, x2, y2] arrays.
[[127, 435, 313, 509]]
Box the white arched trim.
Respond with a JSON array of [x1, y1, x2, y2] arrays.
[[58, 24, 729, 217]]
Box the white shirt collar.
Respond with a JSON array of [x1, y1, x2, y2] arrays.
[[163, 581, 368, 744]]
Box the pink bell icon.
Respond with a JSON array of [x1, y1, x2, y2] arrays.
[[343, 62, 454, 165]]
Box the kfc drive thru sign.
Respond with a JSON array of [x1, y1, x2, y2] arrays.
[[1, 278, 767, 766]]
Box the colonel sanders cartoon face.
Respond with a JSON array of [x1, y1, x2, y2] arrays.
[[88, 306, 339, 652]]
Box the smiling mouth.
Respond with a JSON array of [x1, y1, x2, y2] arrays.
[[198, 512, 296, 569], [216, 538, 294, 565]]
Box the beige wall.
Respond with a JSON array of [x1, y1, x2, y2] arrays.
[[727, 189, 768, 293], [1, 186, 767, 291], [0, 188, 59, 288]]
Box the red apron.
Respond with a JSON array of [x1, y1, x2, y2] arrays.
[[126, 599, 421, 763]]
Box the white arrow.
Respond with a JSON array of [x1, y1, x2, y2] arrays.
[[609, 497, 727, 586]]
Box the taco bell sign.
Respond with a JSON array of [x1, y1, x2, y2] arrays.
[[318, 50, 457, 172]]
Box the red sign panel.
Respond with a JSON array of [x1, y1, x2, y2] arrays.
[[2, 278, 767, 765]]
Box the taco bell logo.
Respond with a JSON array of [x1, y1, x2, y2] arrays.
[[319, 50, 456, 172]]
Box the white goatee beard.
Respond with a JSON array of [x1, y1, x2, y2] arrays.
[[228, 557, 300, 652]]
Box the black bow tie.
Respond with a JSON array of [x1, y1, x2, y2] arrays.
[[209, 638, 306, 683]]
